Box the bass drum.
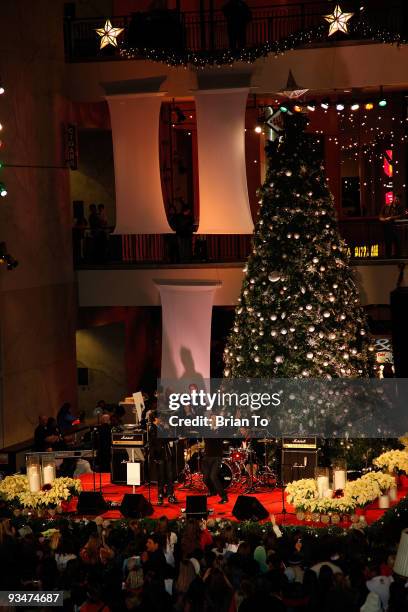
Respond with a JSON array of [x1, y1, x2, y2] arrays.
[[218, 460, 238, 489]]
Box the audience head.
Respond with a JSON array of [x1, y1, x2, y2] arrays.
[[146, 533, 162, 553]]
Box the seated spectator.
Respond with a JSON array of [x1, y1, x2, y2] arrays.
[[34, 415, 60, 451], [57, 402, 78, 433]]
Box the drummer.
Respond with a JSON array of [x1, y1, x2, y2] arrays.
[[238, 426, 263, 476]]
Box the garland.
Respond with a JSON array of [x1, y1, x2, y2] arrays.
[[7, 493, 408, 547], [119, 20, 407, 68]]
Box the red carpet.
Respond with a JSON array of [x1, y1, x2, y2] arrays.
[[75, 473, 408, 525]]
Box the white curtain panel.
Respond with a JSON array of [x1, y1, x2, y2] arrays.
[[106, 92, 171, 234], [156, 281, 220, 381], [194, 87, 254, 234]]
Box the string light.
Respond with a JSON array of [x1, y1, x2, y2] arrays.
[[120, 17, 408, 67]]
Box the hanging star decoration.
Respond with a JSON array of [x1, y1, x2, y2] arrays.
[[324, 4, 354, 37], [278, 70, 309, 99], [95, 19, 124, 49]]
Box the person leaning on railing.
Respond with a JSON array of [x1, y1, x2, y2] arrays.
[[379, 193, 408, 257]]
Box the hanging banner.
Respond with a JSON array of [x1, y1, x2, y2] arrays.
[[194, 88, 254, 234], [106, 92, 171, 234], [156, 280, 220, 381]]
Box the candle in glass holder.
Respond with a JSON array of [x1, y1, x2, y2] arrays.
[[27, 466, 41, 492], [42, 464, 55, 485], [333, 470, 346, 490], [389, 486, 398, 502], [317, 476, 330, 498]]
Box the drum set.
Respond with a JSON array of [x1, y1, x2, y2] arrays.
[[178, 439, 277, 492]]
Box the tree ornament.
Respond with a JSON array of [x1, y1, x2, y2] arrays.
[[268, 271, 281, 282]]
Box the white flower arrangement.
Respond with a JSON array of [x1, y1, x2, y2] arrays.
[[285, 479, 318, 511], [373, 449, 408, 474], [0, 475, 81, 509], [344, 477, 381, 508], [286, 463, 398, 513], [362, 471, 395, 494]]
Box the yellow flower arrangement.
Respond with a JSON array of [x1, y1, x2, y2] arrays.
[[373, 449, 408, 474], [0, 475, 81, 509]]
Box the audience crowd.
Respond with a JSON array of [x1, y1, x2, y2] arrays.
[[0, 512, 407, 612]]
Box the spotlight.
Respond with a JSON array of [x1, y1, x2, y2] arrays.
[[279, 104, 289, 113], [336, 102, 345, 111], [378, 98, 387, 107], [320, 98, 330, 110], [364, 102, 374, 110], [0, 86, 5, 95], [307, 101, 316, 112], [0, 183, 7, 197], [351, 103, 360, 111], [254, 125, 262, 134], [293, 104, 302, 113], [0, 124, 3, 131]]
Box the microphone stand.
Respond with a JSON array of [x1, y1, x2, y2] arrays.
[[145, 425, 151, 505]]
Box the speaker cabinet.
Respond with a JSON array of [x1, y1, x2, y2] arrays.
[[232, 495, 269, 521], [391, 287, 408, 377], [281, 449, 317, 484], [77, 492, 108, 515], [77, 367, 89, 386], [120, 493, 153, 518], [185, 495, 208, 518]]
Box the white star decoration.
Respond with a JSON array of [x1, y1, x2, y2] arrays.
[[95, 20, 124, 50], [324, 4, 354, 36]]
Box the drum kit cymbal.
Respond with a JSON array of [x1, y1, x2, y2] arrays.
[[178, 438, 277, 492]]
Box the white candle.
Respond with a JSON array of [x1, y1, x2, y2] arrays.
[[42, 465, 55, 485], [317, 476, 330, 498], [333, 470, 346, 490], [28, 467, 41, 492], [389, 486, 398, 502], [379, 494, 390, 509], [324, 488, 333, 498]]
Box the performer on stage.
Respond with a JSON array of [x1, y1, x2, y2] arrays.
[[202, 437, 228, 504], [148, 411, 178, 506]]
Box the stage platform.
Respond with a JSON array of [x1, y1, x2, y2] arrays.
[[77, 473, 408, 525]]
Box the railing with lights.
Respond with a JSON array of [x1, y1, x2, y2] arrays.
[[64, 1, 408, 62]]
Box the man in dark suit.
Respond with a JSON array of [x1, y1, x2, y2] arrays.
[[148, 411, 178, 505], [203, 437, 228, 504]]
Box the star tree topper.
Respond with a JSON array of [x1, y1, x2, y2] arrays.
[[324, 4, 354, 36], [96, 19, 124, 49]]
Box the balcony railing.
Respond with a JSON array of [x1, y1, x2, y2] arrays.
[[64, 1, 408, 62], [73, 218, 408, 267]]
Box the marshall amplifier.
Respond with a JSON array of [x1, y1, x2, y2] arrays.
[[281, 436, 317, 484], [112, 430, 146, 447]]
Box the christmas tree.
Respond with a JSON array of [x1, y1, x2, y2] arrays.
[[224, 113, 375, 380]]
